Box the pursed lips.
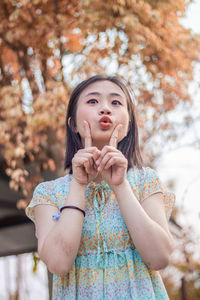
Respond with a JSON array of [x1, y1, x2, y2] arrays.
[[99, 116, 112, 128], [99, 116, 112, 124]]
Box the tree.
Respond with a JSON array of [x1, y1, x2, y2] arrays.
[[1, 0, 199, 199], [162, 207, 200, 300]]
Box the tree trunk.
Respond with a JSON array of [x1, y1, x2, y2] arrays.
[[181, 276, 188, 300]]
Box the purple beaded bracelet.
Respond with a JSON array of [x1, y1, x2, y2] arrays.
[[52, 205, 85, 220]]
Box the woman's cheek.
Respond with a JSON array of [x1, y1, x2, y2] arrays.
[[118, 122, 129, 142], [118, 130, 126, 142]]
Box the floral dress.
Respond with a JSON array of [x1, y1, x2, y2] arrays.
[[26, 167, 175, 300]]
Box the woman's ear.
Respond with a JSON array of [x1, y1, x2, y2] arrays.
[[128, 120, 131, 131], [68, 117, 77, 132], [68, 117, 71, 127]]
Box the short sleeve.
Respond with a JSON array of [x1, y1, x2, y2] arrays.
[[141, 167, 175, 220], [25, 181, 58, 223]]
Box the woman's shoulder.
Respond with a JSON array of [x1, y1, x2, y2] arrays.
[[38, 173, 72, 188], [127, 166, 155, 181], [33, 173, 72, 195], [127, 166, 157, 174], [126, 167, 161, 199], [25, 174, 72, 222]]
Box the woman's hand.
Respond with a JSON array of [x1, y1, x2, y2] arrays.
[[95, 124, 128, 187], [72, 121, 100, 185]]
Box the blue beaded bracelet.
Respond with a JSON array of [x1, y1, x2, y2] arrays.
[[52, 205, 85, 220]]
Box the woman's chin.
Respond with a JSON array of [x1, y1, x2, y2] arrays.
[[90, 130, 126, 148], [90, 134, 109, 146]]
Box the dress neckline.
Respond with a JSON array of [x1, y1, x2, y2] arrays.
[[88, 180, 109, 191]]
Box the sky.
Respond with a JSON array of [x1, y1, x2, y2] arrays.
[[180, 0, 200, 34], [0, 2, 200, 299]]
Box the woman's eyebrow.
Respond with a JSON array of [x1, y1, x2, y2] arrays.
[[84, 92, 124, 98], [84, 92, 101, 97], [109, 92, 123, 98]]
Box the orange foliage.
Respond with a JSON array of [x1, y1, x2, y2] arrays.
[[0, 0, 199, 196], [65, 33, 83, 52]]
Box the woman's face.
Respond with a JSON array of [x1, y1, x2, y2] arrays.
[[75, 80, 130, 149]]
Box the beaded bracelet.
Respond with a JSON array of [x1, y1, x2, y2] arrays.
[[52, 205, 86, 220]]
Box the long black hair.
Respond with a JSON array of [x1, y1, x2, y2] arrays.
[[65, 74, 143, 173]]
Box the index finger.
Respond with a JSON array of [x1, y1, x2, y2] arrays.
[[109, 124, 122, 148], [84, 120, 92, 148]]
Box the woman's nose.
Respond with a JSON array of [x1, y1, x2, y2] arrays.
[[99, 105, 112, 115]]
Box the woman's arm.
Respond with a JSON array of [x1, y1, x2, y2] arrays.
[[96, 125, 173, 270], [35, 122, 100, 275], [112, 180, 174, 270], [35, 178, 86, 275]]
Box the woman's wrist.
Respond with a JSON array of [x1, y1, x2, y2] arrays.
[[109, 178, 129, 195], [71, 177, 88, 190], [65, 177, 87, 210]]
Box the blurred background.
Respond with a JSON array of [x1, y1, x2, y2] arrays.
[[0, 0, 200, 299]]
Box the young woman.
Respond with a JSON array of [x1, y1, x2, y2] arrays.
[[26, 74, 175, 299]]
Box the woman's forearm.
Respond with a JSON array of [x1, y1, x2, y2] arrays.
[[39, 178, 86, 275], [111, 179, 173, 270]]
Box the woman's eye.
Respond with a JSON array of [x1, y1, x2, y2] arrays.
[[87, 99, 98, 104], [112, 100, 122, 105]]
